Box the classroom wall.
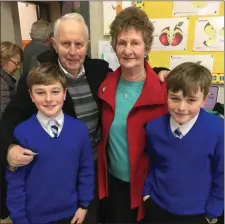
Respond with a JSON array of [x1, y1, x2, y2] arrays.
[[89, 1, 224, 104], [1, 2, 17, 43]]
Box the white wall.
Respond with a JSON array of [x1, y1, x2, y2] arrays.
[[18, 2, 38, 40], [1, 2, 16, 43], [89, 2, 109, 59]]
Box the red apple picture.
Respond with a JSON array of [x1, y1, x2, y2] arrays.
[[159, 27, 170, 46], [171, 26, 183, 46]]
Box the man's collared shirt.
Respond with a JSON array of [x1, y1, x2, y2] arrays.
[[170, 113, 199, 138], [58, 59, 85, 79], [37, 110, 64, 138]]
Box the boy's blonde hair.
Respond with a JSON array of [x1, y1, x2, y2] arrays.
[[27, 63, 67, 90], [166, 62, 212, 98]]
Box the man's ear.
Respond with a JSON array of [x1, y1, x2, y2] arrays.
[[51, 37, 58, 53]]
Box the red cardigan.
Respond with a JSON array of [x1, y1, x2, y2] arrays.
[[98, 63, 168, 221]]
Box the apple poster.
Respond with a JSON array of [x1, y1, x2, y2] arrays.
[[169, 55, 214, 72], [151, 17, 189, 51], [173, 1, 221, 16], [193, 17, 224, 51]]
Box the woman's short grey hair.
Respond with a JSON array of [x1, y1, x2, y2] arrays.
[[54, 13, 89, 40], [30, 20, 53, 41]]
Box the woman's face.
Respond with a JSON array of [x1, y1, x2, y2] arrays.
[[115, 27, 146, 70], [3, 54, 21, 75]]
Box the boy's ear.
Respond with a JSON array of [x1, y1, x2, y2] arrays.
[[64, 88, 67, 100], [29, 89, 35, 103], [201, 93, 209, 107]]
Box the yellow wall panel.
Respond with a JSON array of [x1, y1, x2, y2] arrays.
[[144, 1, 224, 74]]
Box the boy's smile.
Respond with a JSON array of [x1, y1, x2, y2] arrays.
[[168, 89, 207, 125], [29, 82, 66, 118]]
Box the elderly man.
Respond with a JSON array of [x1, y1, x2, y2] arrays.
[[23, 20, 53, 74], [0, 13, 169, 223]]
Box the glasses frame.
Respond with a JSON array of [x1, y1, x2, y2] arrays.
[[9, 59, 21, 67]]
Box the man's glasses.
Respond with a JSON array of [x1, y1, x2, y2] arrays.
[[9, 59, 21, 67]]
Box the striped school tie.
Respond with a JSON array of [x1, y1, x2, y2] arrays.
[[174, 128, 183, 139], [50, 120, 59, 138]]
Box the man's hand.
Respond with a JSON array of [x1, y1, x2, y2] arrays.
[[143, 195, 150, 202], [7, 144, 36, 167], [71, 208, 87, 224], [158, 70, 170, 82]]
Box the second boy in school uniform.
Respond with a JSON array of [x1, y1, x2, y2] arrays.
[[143, 62, 224, 224], [5, 63, 94, 224]]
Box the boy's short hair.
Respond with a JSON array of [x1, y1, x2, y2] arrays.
[[27, 63, 67, 90], [166, 62, 212, 98]]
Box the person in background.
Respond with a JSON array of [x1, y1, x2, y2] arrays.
[[0, 12, 169, 223], [98, 7, 168, 223], [6, 63, 94, 224], [143, 62, 224, 224], [23, 20, 53, 74], [0, 41, 23, 221], [0, 41, 23, 119]]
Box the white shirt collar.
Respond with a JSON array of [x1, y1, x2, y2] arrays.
[[37, 110, 64, 130], [58, 59, 85, 79], [170, 113, 199, 137]]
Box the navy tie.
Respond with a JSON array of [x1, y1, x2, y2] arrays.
[[174, 128, 183, 139], [51, 125, 58, 138], [50, 120, 59, 138]]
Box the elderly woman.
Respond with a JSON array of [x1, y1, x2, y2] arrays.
[[0, 41, 23, 118], [98, 7, 168, 223], [0, 41, 22, 221]]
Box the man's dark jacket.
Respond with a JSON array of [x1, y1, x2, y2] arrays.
[[0, 50, 166, 219]]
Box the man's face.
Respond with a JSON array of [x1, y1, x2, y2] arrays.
[[52, 20, 89, 77], [168, 89, 207, 125]]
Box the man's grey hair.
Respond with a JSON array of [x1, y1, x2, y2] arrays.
[[54, 13, 89, 40], [30, 20, 53, 41]]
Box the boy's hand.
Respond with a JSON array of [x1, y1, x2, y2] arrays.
[[71, 208, 87, 224], [143, 195, 150, 201], [158, 70, 170, 82]]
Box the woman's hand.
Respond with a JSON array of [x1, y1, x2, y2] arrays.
[[158, 70, 170, 82]]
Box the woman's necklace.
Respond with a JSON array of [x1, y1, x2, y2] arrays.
[[124, 91, 128, 99]]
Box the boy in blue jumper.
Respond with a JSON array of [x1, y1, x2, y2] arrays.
[[143, 62, 224, 224], [5, 63, 94, 224]]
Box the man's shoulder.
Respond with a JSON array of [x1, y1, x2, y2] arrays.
[[64, 114, 88, 130], [84, 57, 110, 70], [37, 49, 58, 64]]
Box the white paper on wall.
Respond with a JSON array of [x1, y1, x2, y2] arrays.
[[98, 41, 120, 71], [169, 55, 214, 72], [173, 1, 221, 16], [103, 1, 133, 35], [193, 17, 224, 51], [151, 17, 189, 51]]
